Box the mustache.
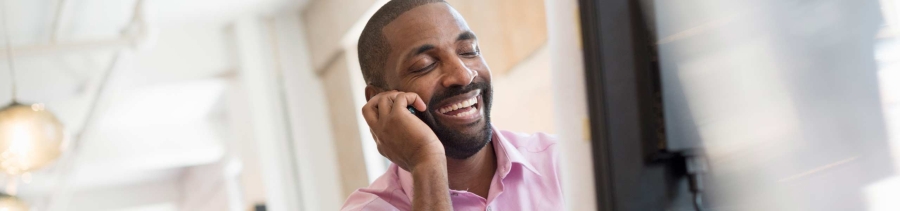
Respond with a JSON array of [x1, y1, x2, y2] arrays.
[[427, 82, 490, 108]]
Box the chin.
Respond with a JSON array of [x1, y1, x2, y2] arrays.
[[432, 116, 493, 160]]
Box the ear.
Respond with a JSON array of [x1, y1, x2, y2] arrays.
[[365, 85, 384, 101]]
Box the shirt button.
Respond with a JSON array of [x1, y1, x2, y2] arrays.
[[486, 207, 492, 211]]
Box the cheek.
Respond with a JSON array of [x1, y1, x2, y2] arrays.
[[472, 61, 492, 82], [404, 75, 440, 104], [478, 69, 492, 82], [417, 90, 438, 109]]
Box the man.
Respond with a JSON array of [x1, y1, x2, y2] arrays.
[[342, 0, 563, 210]]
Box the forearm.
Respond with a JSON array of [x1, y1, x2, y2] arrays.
[[411, 157, 452, 211]]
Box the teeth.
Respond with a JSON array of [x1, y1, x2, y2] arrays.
[[453, 106, 478, 117], [438, 97, 478, 114]]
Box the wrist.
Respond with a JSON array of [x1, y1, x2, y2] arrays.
[[410, 151, 446, 172], [409, 151, 451, 211]]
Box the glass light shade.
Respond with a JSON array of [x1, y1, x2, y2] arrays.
[[0, 104, 64, 175], [0, 194, 29, 211]]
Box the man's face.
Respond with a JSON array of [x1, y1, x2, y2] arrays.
[[376, 3, 493, 159]]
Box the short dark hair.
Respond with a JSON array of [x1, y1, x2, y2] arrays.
[[358, 0, 446, 88]]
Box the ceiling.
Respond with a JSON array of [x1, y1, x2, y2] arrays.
[[0, 0, 307, 206]]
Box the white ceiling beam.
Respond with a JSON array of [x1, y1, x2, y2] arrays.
[[0, 38, 131, 60], [50, 0, 73, 43], [1, 0, 156, 60]]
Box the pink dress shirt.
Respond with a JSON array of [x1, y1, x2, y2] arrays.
[[341, 126, 564, 211]]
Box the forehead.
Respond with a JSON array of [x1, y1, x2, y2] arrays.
[[382, 3, 470, 52]]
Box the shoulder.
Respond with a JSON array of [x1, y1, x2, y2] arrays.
[[340, 165, 410, 211]]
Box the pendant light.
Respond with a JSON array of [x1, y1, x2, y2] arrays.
[[0, 0, 65, 176], [0, 193, 27, 211]]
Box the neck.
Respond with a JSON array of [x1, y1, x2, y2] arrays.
[[445, 142, 496, 199]]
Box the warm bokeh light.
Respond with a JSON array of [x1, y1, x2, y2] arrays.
[[0, 194, 30, 211], [0, 104, 65, 175]]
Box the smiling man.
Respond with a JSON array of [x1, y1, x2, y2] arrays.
[[341, 0, 563, 210]]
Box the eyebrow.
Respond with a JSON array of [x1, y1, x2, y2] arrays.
[[412, 44, 435, 57], [457, 31, 477, 41]]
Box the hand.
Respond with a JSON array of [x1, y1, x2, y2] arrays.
[[362, 91, 445, 171], [362, 91, 452, 211]]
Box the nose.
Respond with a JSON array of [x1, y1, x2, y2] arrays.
[[440, 58, 477, 88]]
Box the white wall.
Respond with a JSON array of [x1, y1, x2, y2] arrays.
[[180, 160, 243, 211], [545, 0, 597, 210], [491, 44, 556, 134], [272, 12, 345, 211], [319, 53, 374, 198], [67, 179, 181, 211], [232, 16, 304, 211]]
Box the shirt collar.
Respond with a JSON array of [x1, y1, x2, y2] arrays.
[[491, 125, 542, 178], [397, 126, 542, 201]]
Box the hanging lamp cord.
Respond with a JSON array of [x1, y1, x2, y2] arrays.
[[1, 0, 17, 103]]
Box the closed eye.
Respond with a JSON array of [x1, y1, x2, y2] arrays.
[[460, 50, 480, 58], [413, 62, 437, 73]]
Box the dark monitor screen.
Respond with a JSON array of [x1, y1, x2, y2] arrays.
[[579, 0, 895, 210]]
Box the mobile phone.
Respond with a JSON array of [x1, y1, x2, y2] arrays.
[[407, 106, 417, 115], [406, 106, 427, 121]]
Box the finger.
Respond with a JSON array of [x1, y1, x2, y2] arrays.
[[378, 95, 393, 116], [369, 129, 380, 143], [362, 100, 379, 125], [393, 92, 427, 112], [376, 144, 386, 158], [365, 91, 397, 118], [364, 91, 395, 120], [377, 91, 400, 115]]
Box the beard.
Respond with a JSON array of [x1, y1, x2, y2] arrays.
[[415, 82, 494, 160]]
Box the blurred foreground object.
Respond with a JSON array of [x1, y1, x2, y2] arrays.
[[648, 0, 894, 210]]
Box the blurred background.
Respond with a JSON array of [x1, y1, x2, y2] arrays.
[[0, 0, 897, 210]]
